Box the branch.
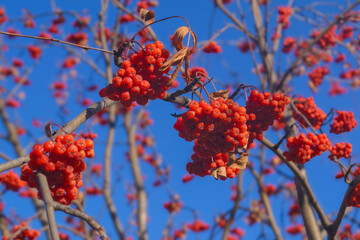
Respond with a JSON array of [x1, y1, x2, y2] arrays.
[[328, 175, 360, 239], [103, 105, 125, 240], [0, 31, 113, 54], [0, 98, 116, 173], [124, 109, 148, 240], [53, 202, 107, 240], [260, 137, 331, 229], [37, 173, 60, 240], [276, 0, 360, 90]]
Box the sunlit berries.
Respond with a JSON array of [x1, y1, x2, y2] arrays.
[[20, 134, 94, 205], [99, 41, 171, 106], [330, 110, 357, 134]]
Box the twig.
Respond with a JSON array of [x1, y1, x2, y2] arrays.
[[0, 31, 113, 54], [37, 173, 60, 240], [53, 202, 107, 240]]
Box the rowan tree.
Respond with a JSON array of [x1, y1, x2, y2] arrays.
[[0, 0, 360, 240]]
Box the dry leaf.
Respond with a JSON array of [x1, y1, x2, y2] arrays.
[[227, 152, 248, 170], [210, 90, 229, 99], [159, 47, 188, 71], [139, 9, 155, 25], [44, 123, 53, 138], [211, 166, 227, 180], [172, 26, 197, 51], [166, 59, 183, 87]]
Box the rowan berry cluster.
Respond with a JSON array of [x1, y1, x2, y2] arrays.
[[330, 110, 357, 134], [246, 90, 290, 142], [311, 26, 336, 49], [346, 167, 360, 207], [238, 41, 255, 53], [293, 96, 327, 129], [277, 6, 292, 29], [163, 198, 182, 213], [0, 8, 7, 24], [284, 133, 331, 164], [308, 66, 329, 88], [174, 98, 248, 179], [328, 142, 352, 160], [187, 220, 209, 232], [203, 41, 222, 53], [20, 134, 94, 205], [282, 37, 296, 53], [0, 170, 26, 191], [329, 82, 347, 96], [99, 41, 171, 106], [186, 67, 208, 83], [2, 222, 40, 240]]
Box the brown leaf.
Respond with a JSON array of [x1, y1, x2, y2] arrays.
[[172, 26, 197, 51], [44, 123, 53, 138], [227, 152, 248, 170], [159, 47, 188, 71], [210, 90, 229, 99], [139, 9, 155, 25], [166, 58, 184, 88], [211, 166, 227, 180], [184, 55, 191, 84]]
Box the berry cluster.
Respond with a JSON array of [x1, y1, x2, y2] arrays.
[[282, 37, 296, 53], [174, 98, 249, 179], [20, 134, 94, 205], [311, 26, 336, 49], [330, 110, 357, 134], [203, 41, 222, 53], [238, 41, 255, 53], [4, 222, 40, 240], [346, 167, 360, 207], [246, 90, 290, 143], [293, 96, 327, 129], [328, 142, 352, 160], [277, 6, 292, 29], [329, 82, 347, 96], [0, 8, 7, 24], [99, 41, 171, 106], [284, 133, 331, 164], [0, 170, 26, 191], [187, 220, 209, 232], [308, 66, 329, 88], [163, 198, 182, 213], [186, 67, 208, 83]]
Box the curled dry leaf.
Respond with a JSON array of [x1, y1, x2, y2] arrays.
[[227, 152, 248, 170], [44, 123, 53, 138], [139, 9, 155, 25], [210, 90, 229, 100], [172, 26, 197, 51], [211, 166, 227, 180], [159, 47, 188, 72]]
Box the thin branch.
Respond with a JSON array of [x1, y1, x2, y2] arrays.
[[37, 173, 60, 240], [0, 31, 113, 54], [53, 202, 107, 240]]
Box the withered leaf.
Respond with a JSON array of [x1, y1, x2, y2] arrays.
[[44, 123, 53, 138], [227, 152, 248, 170], [159, 47, 188, 71], [139, 9, 155, 25], [210, 90, 229, 99], [211, 166, 227, 180], [166, 58, 184, 88], [172, 26, 197, 51]]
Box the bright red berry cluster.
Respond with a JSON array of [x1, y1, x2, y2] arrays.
[[277, 6, 292, 29], [308, 66, 329, 88], [246, 90, 290, 143], [330, 110, 357, 134], [203, 41, 222, 53], [328, 142, 352, 160], [2, 222, 40, 240], [0, 170, 26, 191], [284, 133, 331, 164], [174, 98, 248, 179], [329, 82, 347, 96], [187, 220, 209, 232], [293, 96, 327, 129], [20, 134, 94, 205], [0, 8, 7, 24], [186, 66, 208, 83], [311, 26, 337, 49], [282, 37, 296, 53], [99, 41, 171, 106]]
